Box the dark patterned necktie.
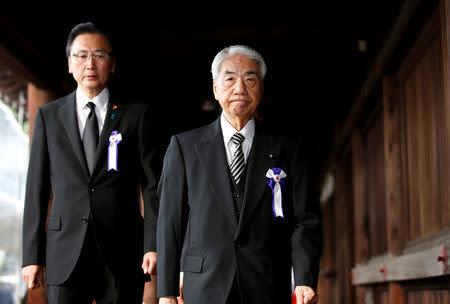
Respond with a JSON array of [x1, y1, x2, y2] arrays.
[[230, 132, 245, 184], [83, 102, 99, 174]]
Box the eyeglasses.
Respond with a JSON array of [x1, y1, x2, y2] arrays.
[[71, 50, 112, 63]]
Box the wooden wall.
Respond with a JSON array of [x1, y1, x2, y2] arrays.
[[319, 0, 450, 303]]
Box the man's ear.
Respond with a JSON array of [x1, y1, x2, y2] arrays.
[[213, 80, 218, 99], [68, 57, 73, 74], [110, 57, 116, 73]]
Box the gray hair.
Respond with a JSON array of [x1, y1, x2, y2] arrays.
[[211, 45, 267, 80]]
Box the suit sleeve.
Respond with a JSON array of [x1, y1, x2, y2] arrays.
[[156, 135, 188, 298], [139, 104, 163, 253], [290, 140, 323, 290], [22, 107, 51, 267]]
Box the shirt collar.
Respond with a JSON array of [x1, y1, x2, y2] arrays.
[[76, 87, 109, 112], [220, 113, 255, 145]]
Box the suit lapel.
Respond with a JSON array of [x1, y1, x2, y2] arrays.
[[194, 119, 238, 229], [236, 129, 280, 237], [91, 100, 125, 178], [58, 92, 90, 178]]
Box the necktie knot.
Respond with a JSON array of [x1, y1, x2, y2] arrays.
[[231, 132, 245, 146], [86, 101, 96, 114]]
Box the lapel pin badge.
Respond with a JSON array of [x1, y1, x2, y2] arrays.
[[111, 105, 118, 120]]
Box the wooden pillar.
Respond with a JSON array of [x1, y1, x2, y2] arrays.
[[440, 0, 450, 229], [333, 161, 354, 304], [318, 198, 336, 304], [27, 82, 55, 139], [382, 75, 405, 256], [382, 76, 406, 304], [351, 129, 369, 304], [352, 129, 369, 263], [388, 283, 406, 304]]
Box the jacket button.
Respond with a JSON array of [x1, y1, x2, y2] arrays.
[[81, 217, 88, 223]]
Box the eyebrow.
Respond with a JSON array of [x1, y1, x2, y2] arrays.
[[224, 70, 258, 76], [73, 49, 109, 53]]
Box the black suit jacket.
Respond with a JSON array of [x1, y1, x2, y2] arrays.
[[156, 118, 322, 304], [22, 91, 160, 285]]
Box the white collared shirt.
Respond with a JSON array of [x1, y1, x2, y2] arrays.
[[75, 87, 109, 138], [220, 113, 255, 166]]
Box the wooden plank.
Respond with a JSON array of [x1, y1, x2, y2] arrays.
[[351, 130, 369, 264], [352, 244, 450, 284], [440, 0, 450, 232], [389, 282, 406, 304], [400, 30, 447, 241], [352, 255, 390, 285], [387, 245, 449, 280], [354, 286, 367, 304], [0, 44, 43, 87], [366, 113, 388, 256], [397, 8, 440, 80], [333, 161, 355, 304], [318, 199, 337, 304], [382, 75, 406, 255]]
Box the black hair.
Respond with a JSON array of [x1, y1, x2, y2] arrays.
[[65, 22, 111, 57]]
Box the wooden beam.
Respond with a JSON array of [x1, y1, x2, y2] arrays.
[[388, 283, 406, 304], [333, 162, 355, 303], [27, 83, 55, 139], [328, 0, 425, 163], [440, 0, 450, 230], [351, 129, 369, 264], [352, 239, 450, 284], [382, 75, 406, 255], [0, 44, 43, 88]]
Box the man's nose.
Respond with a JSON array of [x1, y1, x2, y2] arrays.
[[233, 78, 246, 94], [86, 56, 95, 68]]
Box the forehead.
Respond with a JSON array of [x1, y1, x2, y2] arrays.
[[71, 33, 112, 51], [219, 54, 261, 75]]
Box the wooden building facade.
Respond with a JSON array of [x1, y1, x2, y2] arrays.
[[318, 0, 450, 303]]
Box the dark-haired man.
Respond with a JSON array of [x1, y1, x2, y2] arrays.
[[22, 22, 160, 303]]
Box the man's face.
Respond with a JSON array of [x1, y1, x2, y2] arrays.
[[213, 54, 264, 122], [68, 33, 115, 97]]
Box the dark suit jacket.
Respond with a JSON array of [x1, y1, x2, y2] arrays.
[[156, 118, 322, 304], [22, 90, 160, 285]]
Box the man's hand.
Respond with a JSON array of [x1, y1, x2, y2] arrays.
[[295, 286, 318, 304], [142, 251, 157, 275], [22, 265, 45, 290], [159, 296, 177, 304], [177, 274, 184, 304]]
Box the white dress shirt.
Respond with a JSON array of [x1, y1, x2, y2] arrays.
[[220, 113, 255, 166], [75, 87, 109, 138]]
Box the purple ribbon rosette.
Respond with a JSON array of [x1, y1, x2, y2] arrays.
[[108, 131, 122, 171], [266, 167, 287, 218]]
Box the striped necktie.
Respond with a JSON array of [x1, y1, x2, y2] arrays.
[[230, 132, 245, 184]]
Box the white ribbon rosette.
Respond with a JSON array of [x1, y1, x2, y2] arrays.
[[108, 131, 122, 171], [266, 168, 287, 218]]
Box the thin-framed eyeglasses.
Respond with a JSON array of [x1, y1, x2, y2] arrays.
[[71, 50, 112, 63]]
